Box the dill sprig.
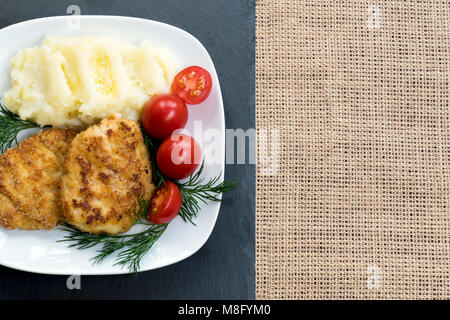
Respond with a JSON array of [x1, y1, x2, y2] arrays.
[[58, 194, 167, 273], [59, 223, 167, 273], [141, 125, 166, 187], [0, 100, 40, 153], [176, 161, 238, 225]]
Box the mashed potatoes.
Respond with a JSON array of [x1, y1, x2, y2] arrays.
[[4, 36, 176, 128]]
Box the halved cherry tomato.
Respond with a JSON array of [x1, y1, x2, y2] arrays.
[[142, 94, 188, 140], [156, 133, 202, 180], [146, 180, 182, 224], [171, 66, 212, 105]]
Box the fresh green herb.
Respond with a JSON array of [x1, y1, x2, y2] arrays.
[[176, 161, 238, 225], [141, 125, 166, 187], [0, 100, 40, 153], [59, 223, 167, 274], [58, 194, 167, 274]]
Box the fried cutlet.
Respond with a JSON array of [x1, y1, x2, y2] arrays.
[[0, 129, 78, 230], [60, 114, 155, 235], [0, 192, 47, 230]]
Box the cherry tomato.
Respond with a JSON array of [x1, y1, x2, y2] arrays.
[[146, 180, 182, 224], [156, 133, 202, 180], [171, 66, 212, 105], [142, 94, 188, 140]]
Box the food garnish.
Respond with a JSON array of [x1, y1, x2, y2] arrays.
[[141, 127, 167, 188], [175, 161, 238, 225], [142, 127, 238, 225], [171, 66, 212, 105], [142, 94, 188, 140], [0, 101, 40, 153], [146, 180, 182, 224]]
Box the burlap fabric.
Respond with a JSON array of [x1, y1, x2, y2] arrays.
[[255, 0, 449, 299]]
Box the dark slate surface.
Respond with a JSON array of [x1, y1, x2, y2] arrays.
[[0, 0, 255, 300]]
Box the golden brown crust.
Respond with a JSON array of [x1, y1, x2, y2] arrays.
[[0, 129, 78, 230], [0, 192, 48, 230], [60, 114, 154, 235]]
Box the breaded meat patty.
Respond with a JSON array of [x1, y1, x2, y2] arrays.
[[60, 114, 154, 235], [0, 192, 47, 230], [0, 129, 78, 230]]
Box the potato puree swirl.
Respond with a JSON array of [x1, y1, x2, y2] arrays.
[[4, 36, 176, 128]]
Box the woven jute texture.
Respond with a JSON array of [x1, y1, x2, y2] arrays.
[[255, 0, 449, 299]]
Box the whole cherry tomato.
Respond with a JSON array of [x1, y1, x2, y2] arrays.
[[142, 94, 188, 140], [156, 133, 202, 180]]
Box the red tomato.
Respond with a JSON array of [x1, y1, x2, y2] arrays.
[[156, 133, 202, 180], [142, 94, 188, 140], [171, 66, 212, 105], [146, 180, 182, 224]]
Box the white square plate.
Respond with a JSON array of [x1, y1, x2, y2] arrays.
[[0, 16, 225, 275]]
